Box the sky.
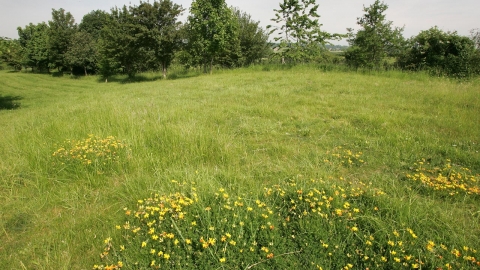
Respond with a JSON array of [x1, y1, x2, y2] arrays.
[[1, 0, 479, 45]]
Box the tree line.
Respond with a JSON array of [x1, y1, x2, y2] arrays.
[[0, 0, 270, 78], [1, 0, 479, 79]]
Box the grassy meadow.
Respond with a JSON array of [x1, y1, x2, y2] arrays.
[[1, 66, 479, 269]]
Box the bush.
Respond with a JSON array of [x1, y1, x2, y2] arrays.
[[398, 27, 478, 79]]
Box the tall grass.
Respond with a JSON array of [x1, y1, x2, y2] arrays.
[[0, 66, 479, 269]]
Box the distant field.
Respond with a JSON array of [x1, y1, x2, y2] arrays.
[[1, 67, 479, 269]]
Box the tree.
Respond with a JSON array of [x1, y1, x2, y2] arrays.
[[65, 31, 97, 75], [99, 1, 184, 79], [186, 0, 239, 73], [345, 0, 404, 69], [100, 5, 144, 78], [0, 37, 5, 66], [132, 0, 184, 78], [48, 8, 77, 71], [398, 27, 477, 78], [267, 0, 336, 63], [233, 8, 270, 66], [79, 10, 110, 40], [0, 37, 23, 70], [17, 23, 50, 72]]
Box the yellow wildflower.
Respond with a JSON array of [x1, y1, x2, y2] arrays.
[[208, 238, 216, 246]]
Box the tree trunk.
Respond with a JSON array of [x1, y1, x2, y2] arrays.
[[84, 66, 88, 76], [162, 63, 167, 79], [210, 58, 213, 74]]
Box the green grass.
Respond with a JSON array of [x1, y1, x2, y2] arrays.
[[0, 66, 479, 269]]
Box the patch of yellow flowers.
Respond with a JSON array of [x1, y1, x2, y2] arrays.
[[93, 176, 479, 269], [52, 134, 129, 170], [406, 159, 480, 196]]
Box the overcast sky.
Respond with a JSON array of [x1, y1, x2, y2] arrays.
[[1, 0, 479, 45]]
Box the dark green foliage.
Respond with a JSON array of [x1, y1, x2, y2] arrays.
[[0, 37, 23, 70], [345, 0, 404, 69], [47, 8, 78, 71], [8, 1, 480, 78], [185, 0, 240, 73], [17, 23, 50, 72], [99, 1, 184, 78], [65, 31, 98, 75], [398, 27, 478, 78], [132, 0, 184, 78], [233, 8, 270, 66], [100, 5, 144, 78], [79, 10, 110, 40]]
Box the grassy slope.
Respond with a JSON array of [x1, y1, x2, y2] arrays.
[[0, 67, 479, 269]]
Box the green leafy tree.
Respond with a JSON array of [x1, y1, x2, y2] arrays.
[[79, 10, 110, 40], [75, 10, 110, 74], [268, 0, 336, 63], [100, 5, 144, 78], [345, 0, 404, 69], [99, 1, 184, 79], [398, 27, 477, 78], [132, 0, 184, 78], [65, 31, 98, 75], [48, 8, 77, 71], [186, 0, 239, 73], [233, 8, 270, 66], [0, 37, 23, 70], [0, 37, 9, 67], [17, 23, 50, 72]]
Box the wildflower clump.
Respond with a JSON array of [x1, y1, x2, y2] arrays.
[[324, 146, 365, 167], [406, 159, 480, 196], [94, 177, 479, 269], [52, 134, 130, 174]]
